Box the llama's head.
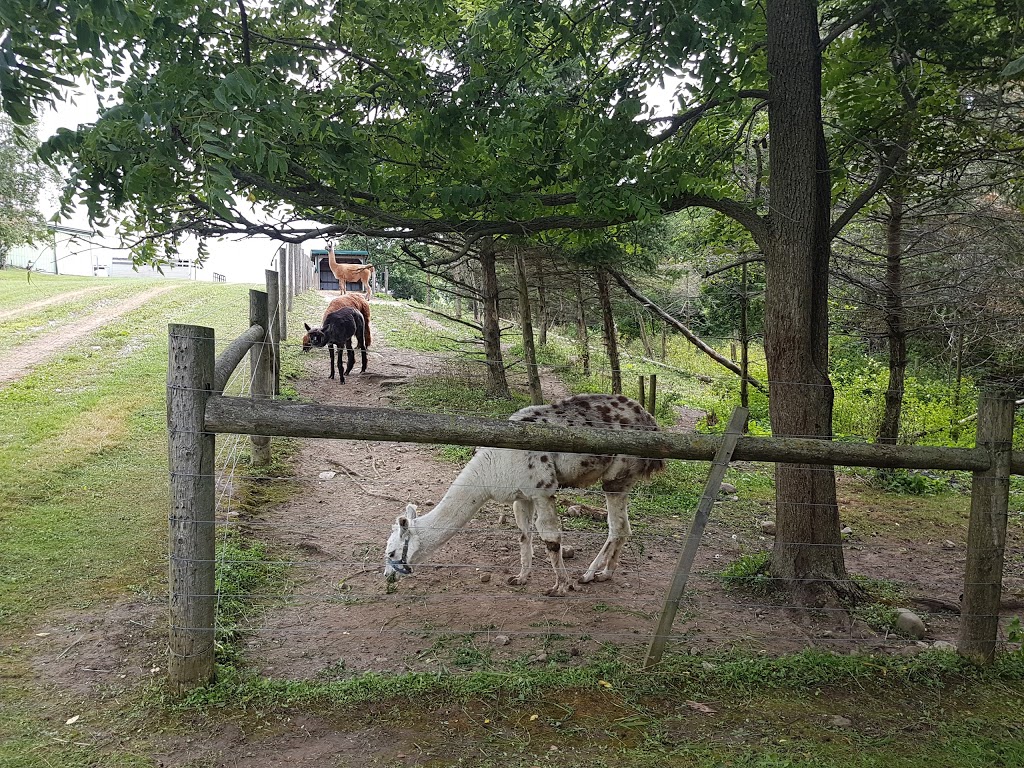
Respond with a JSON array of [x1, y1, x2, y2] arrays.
[[384, 503, 419, 583], [303, 322, 327, 349]]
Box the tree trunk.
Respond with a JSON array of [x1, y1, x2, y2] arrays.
[[514, 247, 544, 405], [740, 261, 750, 413], [877, 190, 907, 445], [479, 241, 511, 399], [764, 0, 854, 603], [636, 311, 654, 357], [534, 259, 549, 346], [575, 276, 591, 376], [596, 269, 622, 394]]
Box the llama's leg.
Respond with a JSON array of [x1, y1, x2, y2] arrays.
[[580, 491, 632, 584], [507, 499, 534, 586], [359, 346, 367, 372], [344, 342, 356, 376], [533, 496, 571, 596], [328, 344, 337, 379]]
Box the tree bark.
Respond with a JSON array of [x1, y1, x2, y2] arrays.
[[764, 0, 854, 603], [877, 190, 907, 446], [479, 241, 510, 398], [596, 269, 622, 394], [514, 247, 544, 404], [534, 258, 549, 346], [575, 276, 591, 376]]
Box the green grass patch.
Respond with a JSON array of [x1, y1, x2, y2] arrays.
[[719, 551, 774, 594]]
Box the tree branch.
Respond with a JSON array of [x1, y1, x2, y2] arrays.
[[610, 271, 768, 393]]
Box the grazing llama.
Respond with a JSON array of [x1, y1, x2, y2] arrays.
[[302, 294, 372, 351], [383, 394, 665, 596], [304, 307, 367, 383]]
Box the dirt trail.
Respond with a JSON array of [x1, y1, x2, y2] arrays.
[[0, 284, 179, 386], [0, 284, 109, 322]]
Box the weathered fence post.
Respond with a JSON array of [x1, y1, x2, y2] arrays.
[[167, 323, 216, 690], [249, 290, 273, 466], [638, 376, 646, 411], [645, 407, 748, 667], [266, 269, 281, 395], [647, 373, 658, 416], [276, 250, 288, 342], [958, 390, 1015, 664]]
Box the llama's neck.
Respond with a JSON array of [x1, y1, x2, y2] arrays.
[[410, 453, 495, 563]]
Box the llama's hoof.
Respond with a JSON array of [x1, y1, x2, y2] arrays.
[[507, 575, 528, 586], [594, 572, 611, 582], [579, 572, 596, 584], [545, 585, 569, 597]]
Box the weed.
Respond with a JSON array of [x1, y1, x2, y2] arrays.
[[719, 551, 774, 594]]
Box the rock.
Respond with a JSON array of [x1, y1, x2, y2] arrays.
[[831, 715, 853, 728], [720, 482, 737, 495], [318, 471, 337, 480], [479, 572, 491, 584], [569, 646, 581, 657], [492, 635, 511, 646], [942, 540, 957, 550], [529, 652, 548, 664], [760, 520, 777, 536], [931, 640, 956, 652], [562, 546, 575, 560], [898, 644, 925, 657], [840, 526, 853, 536], [895, 608, 927, 640]]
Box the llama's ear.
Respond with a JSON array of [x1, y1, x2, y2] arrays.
[[304, 322, 312, 331], [404, 503, 418, 521]]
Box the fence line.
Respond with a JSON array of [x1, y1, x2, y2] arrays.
[[168, 260, 1021, 689]]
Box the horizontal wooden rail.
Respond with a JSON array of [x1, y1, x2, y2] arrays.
[[212, 323, 265, 393], [204, 396, 1023, 473]]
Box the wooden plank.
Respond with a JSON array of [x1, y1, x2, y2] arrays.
[[167, 323, 216, 691], [958, 392, 1016, 663], [266, 270, 281, 395], [202, 396, 1005, 472], [213, 323, 264, 393], [645, 407, 748, 667]]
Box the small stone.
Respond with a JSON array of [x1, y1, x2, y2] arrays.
[[727, 495, 739, 502], [425, 500, 435, 506], [895, 608, 927, 640], [569, 646, 581, 657], [562, 546, 575, 560], [701, 661, 717, 671], [898, 644, 926, 657], [841, 526, 853, 536], [931, 640, 956, 651], [942, 540, 957, 550], [479, 572, 492, 584], [720, 482, 737, 494], [831, 715, 853, 728], [318, 471, 336, 480], [492, 635, 511, 646], [760, 520, 777, 536], [529, 652, 548, 664]]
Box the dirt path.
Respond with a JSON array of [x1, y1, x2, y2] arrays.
[[0, 284, 109, 322], [0, 284, 179, 386]]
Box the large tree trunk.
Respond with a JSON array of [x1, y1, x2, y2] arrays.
[[479, 241, 511, 399], [596, 269, 622, 394], [514, 247, 544, 404], [877, 190, 907, 445], [765, 0, 854, 604]]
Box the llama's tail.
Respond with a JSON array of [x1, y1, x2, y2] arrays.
[[363, 303, 372, 346]]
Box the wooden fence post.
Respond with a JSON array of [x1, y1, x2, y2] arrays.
[[167, 323, 217, 690], [958, 390, 1015, 664], [648, 373, 657, 416], [266, 269, 281, 395], [638, 376, 646, 411], [276, 251, 288, 342], [645, 407, 748, 667], [249, 290, 273, 466]]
